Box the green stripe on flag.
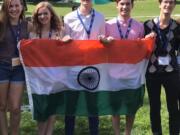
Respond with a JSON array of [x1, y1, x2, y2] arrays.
[[32, 86, 145, 121]]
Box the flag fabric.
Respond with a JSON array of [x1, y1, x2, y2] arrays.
[[19, 38, 154, 121]]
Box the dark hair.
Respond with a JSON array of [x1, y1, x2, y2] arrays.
[[116, 0, 134, 4], [158, 0, 176, 4], [72, 5, 78, 11]]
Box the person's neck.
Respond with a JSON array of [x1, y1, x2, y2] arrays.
[[9, 18, 20, 25], [159, 13, 171, 29], [41, 24, 51, 33], [118, 15, 131, 23], [79, 5, 92, 16]]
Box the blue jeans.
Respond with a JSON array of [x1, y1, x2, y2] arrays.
[[65, 116, 99, 135], [0, 61, 25, 83]]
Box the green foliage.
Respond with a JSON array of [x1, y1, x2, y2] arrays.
[[20, 112, 37, 135], [26, 0, 180, 21]]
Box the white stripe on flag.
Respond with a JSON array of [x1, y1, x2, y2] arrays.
[[24, 60, 148, 95]]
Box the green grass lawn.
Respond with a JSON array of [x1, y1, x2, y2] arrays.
[[19, 0, 176, 134], [26, 0, 180, 21]]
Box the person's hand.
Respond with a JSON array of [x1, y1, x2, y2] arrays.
[[145, 31, 157, 38], [99, 35, 114, 46], [62, 35, 72, 43], [106, 36, 114, 42]]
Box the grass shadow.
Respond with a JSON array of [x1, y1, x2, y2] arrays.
[[176, 1, 180, 4]]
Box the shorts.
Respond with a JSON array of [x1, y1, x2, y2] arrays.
[[0, 61, 25, 83]]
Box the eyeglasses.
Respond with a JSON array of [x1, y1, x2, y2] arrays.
[[37, 12, 48, 17]]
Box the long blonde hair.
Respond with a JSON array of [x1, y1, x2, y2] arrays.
[[0, 0, 25, 40], [32, 2, 62, 35]]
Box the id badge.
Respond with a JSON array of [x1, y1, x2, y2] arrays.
[[12, 57, 21, 67], [158, 56, 170, 65]]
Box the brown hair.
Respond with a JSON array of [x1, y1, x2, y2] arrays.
[[116, 0, 134, 5], [32, 2, 62, 35], [158, 0, 176, 4], [0, 0, 25, 40]]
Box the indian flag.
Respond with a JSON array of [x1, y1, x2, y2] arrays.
[[19, 38, 154, 121]]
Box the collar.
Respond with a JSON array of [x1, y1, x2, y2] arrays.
[[77, 8, 94, 17], [117, 16, 132, 24]]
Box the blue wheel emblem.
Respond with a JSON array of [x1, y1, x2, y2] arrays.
[[77, 66, 100, 90]]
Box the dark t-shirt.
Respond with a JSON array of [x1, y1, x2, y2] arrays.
[[0, 20, 29, 63]]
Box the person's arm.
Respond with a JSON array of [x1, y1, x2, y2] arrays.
[[139, 22, 145, 38], [63, 16, 72, 37], [99, 19, 114, 45], [99, 15, 106, 36], [144, 20, 157, 39], [60, 27, 72, 42], [175, 21, 180, 52]]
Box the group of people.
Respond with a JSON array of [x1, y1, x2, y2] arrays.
[[0, 0, 179, 135]]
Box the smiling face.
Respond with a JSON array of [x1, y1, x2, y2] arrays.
[[116, 0, 133, 19], [37, 6, 52, 26], [159, 0, 175, 15], [8, 0, 23, 21]]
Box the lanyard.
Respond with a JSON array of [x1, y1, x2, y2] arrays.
[[9, 21, 21, 56], [77, 9, 95, 39], [39, 30, 52, 39], [156, 17, 172, 50], [9, 21, 21, 45], [116, 18, 132, 39]]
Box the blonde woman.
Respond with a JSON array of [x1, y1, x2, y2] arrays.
[[30, 2, 69, 135], [30, 2, 64, 39]]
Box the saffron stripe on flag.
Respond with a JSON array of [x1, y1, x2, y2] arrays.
[[19, 38, 154, 67]]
